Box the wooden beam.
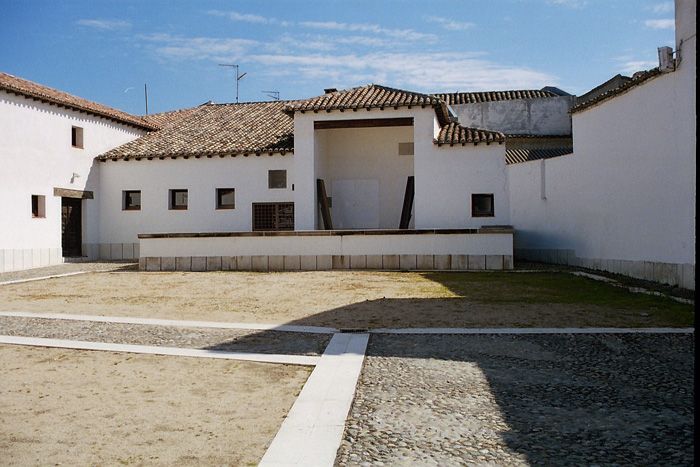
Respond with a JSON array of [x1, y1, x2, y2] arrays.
[[314, 117, 413, 130], [316, 179, 333, 230], [53, 187, 94, 199], [399, 176, 415, 229]]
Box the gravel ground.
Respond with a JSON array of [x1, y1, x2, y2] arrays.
[[336, 333, 694, 466], [0, 316, 330, 355], [0, 262, 134, 282]]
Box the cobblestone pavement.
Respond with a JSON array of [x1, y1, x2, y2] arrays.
[[0, 262, 134, 282], [336, 333, 694, 466], [0, 317, 329, 355]]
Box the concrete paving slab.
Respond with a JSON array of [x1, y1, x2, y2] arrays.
[[260, 332, 369, 466], [0, 311, 338, 334], [0, 335, 319, 366]]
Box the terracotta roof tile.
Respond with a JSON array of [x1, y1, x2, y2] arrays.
[[432, 89, 558, 105], [505, 147, 572, 165], [141, 105, 204, 128], [0, 72, 157, 130], [98, 101, 293, 160], [571, 68, 662, 114], [435, 122, 505, 146], [285, 84, 452, 124]]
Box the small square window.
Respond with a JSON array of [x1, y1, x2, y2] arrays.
[[398, 142, 414, 156], [123, 190, 141, 211], [71, 126, 84, 148], [268, 170, 287, 189], [216, 188, 235, 209], [31, 195, 46, 218], [169, 189, 188, 210], [472, 194, 494, 217]]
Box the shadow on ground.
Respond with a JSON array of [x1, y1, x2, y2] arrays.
[[200, 284, 694, 465], [341, 332, 694, 465]]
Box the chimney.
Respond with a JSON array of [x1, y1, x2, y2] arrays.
[[658, 46, 675, 72]]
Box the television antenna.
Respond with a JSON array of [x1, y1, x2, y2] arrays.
[[218, 64, 247, 103], [262, 90, 280, 101]]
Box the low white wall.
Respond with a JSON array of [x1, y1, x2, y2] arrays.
[[140, 232, 513, 257], [138, 231, 514, 271], [0, 91, 145, 272]]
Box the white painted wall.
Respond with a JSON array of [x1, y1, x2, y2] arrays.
[[508, 0, 695, 288], [315, 125, 414, 229], [140, 232, 513, 257], [98, 155, 296, 244], [412, 107, 510, 229], [294, 107, 509, 231], [0, 91, 144, 271], [451, 96, 573, 135]]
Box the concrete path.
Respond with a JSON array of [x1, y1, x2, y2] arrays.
[[0, 311, 337, 334], [260, 332, 370, 467], [0, 271, 91, 286], [0, 335, 319, 366], [373, 327, 695, 334]]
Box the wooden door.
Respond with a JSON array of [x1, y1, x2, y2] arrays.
[[61, 197, 82, 257]]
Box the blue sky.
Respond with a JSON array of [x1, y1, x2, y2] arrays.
[[1, 0, 676, 115]]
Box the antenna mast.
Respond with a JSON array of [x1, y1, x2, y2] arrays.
[[262, 90, 280, 101], [144, 83, 149, 115], [218, 64, 247, 103]]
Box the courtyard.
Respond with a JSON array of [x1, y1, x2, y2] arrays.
[[0, 263, 694, 465]]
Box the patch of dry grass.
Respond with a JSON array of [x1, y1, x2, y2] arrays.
[[0, 271, 692, 328]]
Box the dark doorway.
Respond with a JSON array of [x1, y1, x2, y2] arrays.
[[61, 197, 82, 257]]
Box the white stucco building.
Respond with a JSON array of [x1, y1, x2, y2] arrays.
[[0, 73, 153, 272], [97, 85, 514, 272], [508, 0, 696, 289], [1, 0, 694, 287]]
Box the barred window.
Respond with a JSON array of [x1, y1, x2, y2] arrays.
[[252, 202, 294, 231]]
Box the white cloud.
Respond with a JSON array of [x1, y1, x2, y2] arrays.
[[644, 19, 675, 29], [299, 21, 437, 43], [649, 2, 674, 14], [246, 51, 557, 91], [206, 10, 290, 26], [546, 0, 587, 8], [76, 19, 131, 30], [617, 59, 658, 74], [141, 34, 258, 62], [426, 16, 475, 31]]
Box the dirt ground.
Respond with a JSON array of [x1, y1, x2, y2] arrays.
[[0, 345, 310, 466], [0, 270, 692, 328]]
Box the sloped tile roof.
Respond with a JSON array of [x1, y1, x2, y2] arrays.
[[436, 122, 505, 146], [432, 89, 559, 105], [98, 101, 294, 160], [505, 147, 573, 165], [0, 72, 157, 130], [141, 105, 205, 128], [571, 68, 662, 114], [285, 84, 453, 125]]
